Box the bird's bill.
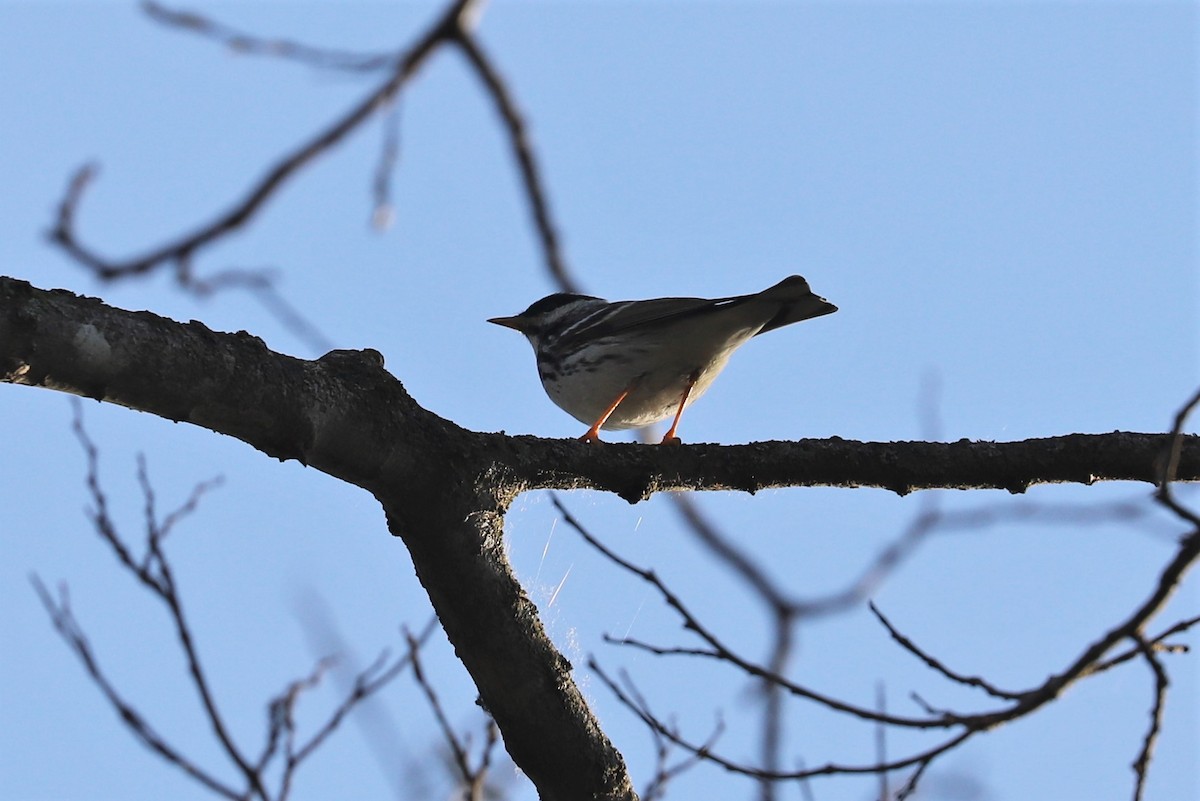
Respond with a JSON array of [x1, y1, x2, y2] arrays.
[[487, 315, 526, 331]]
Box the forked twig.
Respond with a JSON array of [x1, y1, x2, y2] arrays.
[[43, 406, 437, 800], [49, 0, 484, 285]]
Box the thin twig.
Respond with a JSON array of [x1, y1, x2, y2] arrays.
[[591, 658, 973, 781], [868, 602, 1023, 701], [406, 627, 474, 786], [554, 495, 946, 730], [142, 1, 398, 72], [1129, 634, 1170, 801], [49, 0, 484, 284], [290, 617, 438, 766], [30, 576, 243, 800], [875, 682, 889, 801], [453, 30, 578, 293]]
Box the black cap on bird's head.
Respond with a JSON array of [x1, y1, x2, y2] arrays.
[[488, 292, 603, 334]]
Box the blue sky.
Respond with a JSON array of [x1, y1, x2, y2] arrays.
[[1, 2, 1196, 800]]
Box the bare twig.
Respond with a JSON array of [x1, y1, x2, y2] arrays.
[[561, 466, 1200, 790], [407, 628, 472, 787], [49, 0, 485, 285], [868, 602, 1023, 701], [634, 677, 723, 801], [875, 682, 889, 801], [405, 626, 497, 801], [52, 407, 437, 800], [1129, 634, 1170, 801], [453, 30, 578, 293], [554, 494, 951, 730], [71, 401, 265, 797], [590, 658, 975, 782], [142, 1, 398, 72], [30, 576, 242, 800], [290, 618, 433, 767], [1156, 386, 1200, 529], [371, 102, 403, 231], [893, 759, 932, 801], [262, 655, 337, 798], [1085, 615, 1198, 676]]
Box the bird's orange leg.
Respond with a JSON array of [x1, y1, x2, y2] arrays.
[[660, 371, 700, 445], [579, 387, 633, 443]]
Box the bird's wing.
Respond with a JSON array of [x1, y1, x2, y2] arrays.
[[557, 297, 719, 347], [557, 276, 835, 346]]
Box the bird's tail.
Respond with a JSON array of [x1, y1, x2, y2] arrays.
[[755, 275, 838, 334]]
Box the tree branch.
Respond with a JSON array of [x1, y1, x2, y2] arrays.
[[48, 0, 484, 285], [4, 274, 1198, 800], [3, 279, 1195, 501]]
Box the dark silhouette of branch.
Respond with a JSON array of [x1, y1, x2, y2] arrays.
[[30, 576, 245, 800], [868, 602, 1023, 702], [36, 407, 435, 801], [405, 626, 502, 801], [70, 402, 267, 796], [558, 392, 1200, 793], [16, 2, 1192, 797], [1130, 633, 1169, 801], [142, 1, 398, 72], [48, 0, 484, 284], [453, 30, 578, 293], [54, 0, 582, 299], [6, 275, 1198, 797], [627, 675, 723, 801]]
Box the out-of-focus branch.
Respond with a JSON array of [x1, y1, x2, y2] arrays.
[[561, 383, 1200, 792], [142, 1, 398, 71], [48, 0, 485, 285], [291, 618, 438, 773], [454, 31, 578, 293], [54, 0, 583, 298]]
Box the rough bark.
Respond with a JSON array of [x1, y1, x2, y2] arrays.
[[3, 275, 1197, 799]]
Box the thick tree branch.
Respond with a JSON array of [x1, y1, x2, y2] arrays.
[[1, 275, 634, 800], [4, 275, 1197, 799], [4, 279, 1195, 499]]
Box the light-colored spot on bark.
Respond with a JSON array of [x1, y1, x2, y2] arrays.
[[73, 323, 112, 366]]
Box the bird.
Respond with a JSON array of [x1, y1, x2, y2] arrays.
[[487, 276, 835, 443], [488, 275, 837, 444]]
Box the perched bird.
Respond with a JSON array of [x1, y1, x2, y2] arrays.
[[488, 275, 837, 444]]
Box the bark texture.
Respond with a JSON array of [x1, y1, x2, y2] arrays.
[[3, 276, 1197, 799]]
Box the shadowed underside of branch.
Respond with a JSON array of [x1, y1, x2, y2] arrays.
[[3, 275, 1197, 800]]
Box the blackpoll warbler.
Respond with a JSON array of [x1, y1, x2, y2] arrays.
[[489, 275, 837, 444]]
